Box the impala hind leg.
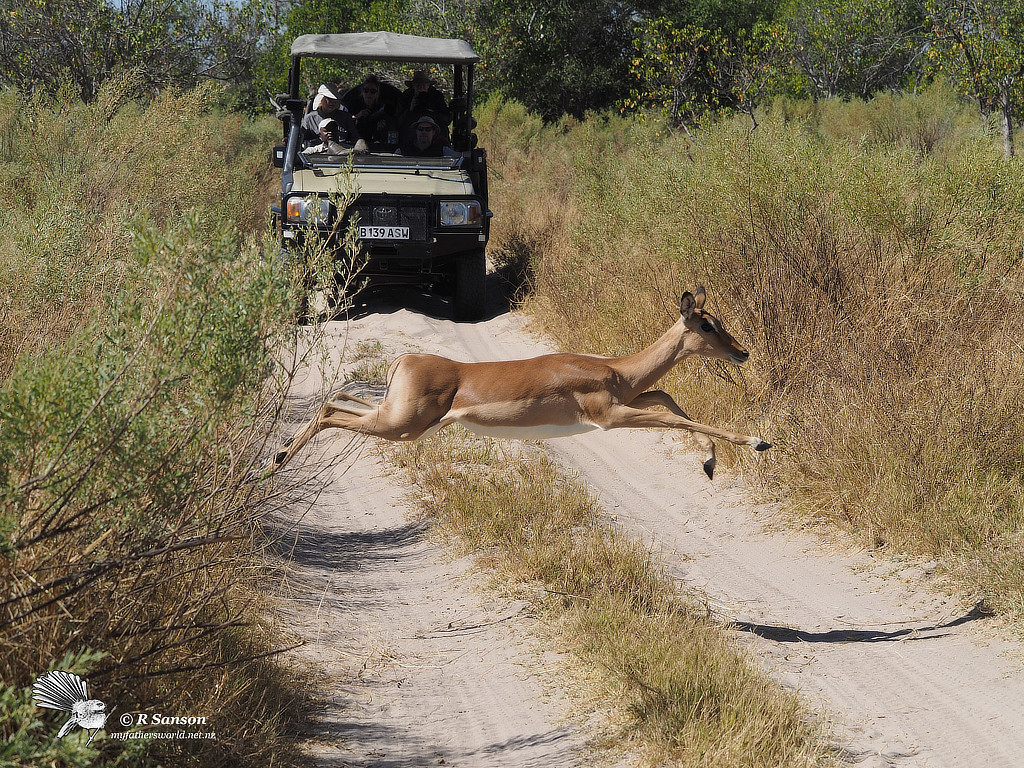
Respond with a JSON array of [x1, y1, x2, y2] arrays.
[[630, 390, 719, 479], [271, 402, 347, 471], [270, 397, 452, 472], [270, 399, 387, 471]]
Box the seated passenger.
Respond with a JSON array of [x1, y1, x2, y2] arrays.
[[397, 70, 452, 131], [395, 116, 460, 157], [301, 83, 359, 148], [301, 117, 367, 155], [341, 74, 401, 145]]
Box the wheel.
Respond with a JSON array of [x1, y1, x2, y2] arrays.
[[277, 244, 311, 322], [453, 249, 486, 321]]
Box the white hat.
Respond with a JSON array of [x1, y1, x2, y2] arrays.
[[320, 117, 336, 128], [317, 83, 341, 100], [313, 83, 341, 110]]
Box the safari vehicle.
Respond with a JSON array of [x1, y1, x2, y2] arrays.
[[273, 32, 490, 320]]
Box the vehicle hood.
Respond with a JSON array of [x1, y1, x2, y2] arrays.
[[291, 167, 475, 196]]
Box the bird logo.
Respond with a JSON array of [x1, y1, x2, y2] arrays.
[[32, 670, 110, 744]]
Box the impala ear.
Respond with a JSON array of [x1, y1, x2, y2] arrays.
[[694, 285, 707, 310], [680, 292, 696, 319]]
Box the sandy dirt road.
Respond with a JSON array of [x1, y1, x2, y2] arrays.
[[273, 286, 1024, 768]]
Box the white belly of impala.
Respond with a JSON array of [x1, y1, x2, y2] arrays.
[[457, 420, 599, 440]]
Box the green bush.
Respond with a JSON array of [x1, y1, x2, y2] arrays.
[[0, 77, 309, 765]]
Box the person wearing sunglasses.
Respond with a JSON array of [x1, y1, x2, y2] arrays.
[[341, 74, 400, 145], [396, 115, 459, 157]]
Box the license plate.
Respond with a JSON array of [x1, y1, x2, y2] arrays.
[[358, 226, 409, 240]]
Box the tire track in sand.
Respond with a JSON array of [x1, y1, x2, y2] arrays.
[[443, 307, 1024, 768], [276, 300, 1024, 767]]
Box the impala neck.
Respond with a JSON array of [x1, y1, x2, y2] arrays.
[[612, 316, 696, 400]]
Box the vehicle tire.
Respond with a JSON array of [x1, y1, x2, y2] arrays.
[[453, 249, 486, 321]]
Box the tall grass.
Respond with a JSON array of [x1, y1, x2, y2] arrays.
[[0, 73, 276, 376], [0, 77, 310, 765], [478, 82, 1024, 615]]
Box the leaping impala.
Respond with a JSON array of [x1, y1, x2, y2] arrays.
[[272, 287, 771, 479]]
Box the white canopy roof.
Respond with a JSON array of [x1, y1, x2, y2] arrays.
[[291, 32, 480, 64]]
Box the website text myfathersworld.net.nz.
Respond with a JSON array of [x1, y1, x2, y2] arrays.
[[109, 730, 218, 741]]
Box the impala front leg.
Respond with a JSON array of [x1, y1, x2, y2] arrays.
[[630, 390, 718, 479], [596, 401, 771, 466]]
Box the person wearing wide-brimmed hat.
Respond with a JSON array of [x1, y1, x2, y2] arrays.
[[397, 70, 452, 130], [396, 115, 459, 157]]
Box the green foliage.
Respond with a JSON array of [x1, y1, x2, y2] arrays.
[[925, 0, 1024, 155], [203, 0, 281, 112], [925, 0, 1024, 107], [0, 77, 279, 373], [472, 0, 634, 120], [775, 0, 926, 99], [0, 0, 274, 102], [636, 0, 773, 39], [626, 18, 732, 127], [0, 80, 308, 766]]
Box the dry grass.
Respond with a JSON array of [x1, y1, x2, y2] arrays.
[[478, 83, 1024, 617], [388, 432, 832, 766], [0, 78, 315, 765]]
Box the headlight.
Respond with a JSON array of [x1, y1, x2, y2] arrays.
[[439, 200, 482, 226], [284, 195, 331, 224]]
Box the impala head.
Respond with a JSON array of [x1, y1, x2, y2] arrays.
[[679, 287, 750, 365]]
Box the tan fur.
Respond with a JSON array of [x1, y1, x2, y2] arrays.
[[272, 288, 770, 478]]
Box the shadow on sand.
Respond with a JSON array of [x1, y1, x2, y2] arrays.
[[732, 601, 991, 644]]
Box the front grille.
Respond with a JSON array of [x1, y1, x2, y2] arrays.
[[349, 201, 429, 241]]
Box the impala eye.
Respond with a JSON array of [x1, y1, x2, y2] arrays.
[[700, 321, 714, 333]]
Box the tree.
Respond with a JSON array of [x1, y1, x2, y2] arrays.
[[925, 0, 1024, 157], [626, 18, 731, 130], [249, 0, 421, 113], [199, 0, 278, 110], [472, 0, 634, 120], [715, 23, 793, 129], [633, 0, 773, 41], [623, 1, 786, 131], [0, 0, 273, 102], [776, 0, 926, 100]]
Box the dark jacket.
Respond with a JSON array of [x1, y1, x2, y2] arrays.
[[397, 86, 452, 129], [341, 82, 402, 143], [300, 109, 359, 148]]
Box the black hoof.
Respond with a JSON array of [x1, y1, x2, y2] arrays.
[[703, 457, 716, 480], [755, 440, 772, 452]]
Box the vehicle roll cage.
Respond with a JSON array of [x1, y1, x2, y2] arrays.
[[282, 32, 480, 195]]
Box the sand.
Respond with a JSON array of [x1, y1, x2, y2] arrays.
[[271, 289, 1024, 767]]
